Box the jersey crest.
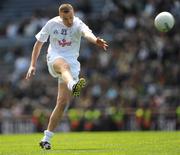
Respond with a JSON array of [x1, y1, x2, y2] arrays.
[[58, 39, 71, 47]]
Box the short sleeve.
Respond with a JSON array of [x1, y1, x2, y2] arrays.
[[79, 20, 92, 37], [35, 22, 50, 42]]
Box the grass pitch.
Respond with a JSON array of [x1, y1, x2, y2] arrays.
[[0, 131, 179, 155]]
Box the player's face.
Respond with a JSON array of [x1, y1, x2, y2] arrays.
[[60, 11, 74, 27]]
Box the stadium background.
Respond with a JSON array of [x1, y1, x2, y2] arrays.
[[0, 0, 179, 134]]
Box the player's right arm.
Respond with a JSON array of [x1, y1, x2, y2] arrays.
[[26, 41, 44, 80], [26, 20, 50, 80]]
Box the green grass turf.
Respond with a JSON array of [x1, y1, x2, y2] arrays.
[[0, 131, 179, 155]]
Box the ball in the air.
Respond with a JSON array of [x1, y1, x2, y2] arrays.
[[154, 12, 175, 32]]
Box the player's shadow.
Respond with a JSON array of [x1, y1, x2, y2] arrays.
[[52, 148, 120, 152]]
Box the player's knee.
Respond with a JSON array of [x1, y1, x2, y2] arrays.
[[62, 63, 70, 71], [53, 61, 70, 73]]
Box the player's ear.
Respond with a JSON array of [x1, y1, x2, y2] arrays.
[[71, 10, 75, 16], [59, 10, 64, 17], [59, 12, 62, 17]]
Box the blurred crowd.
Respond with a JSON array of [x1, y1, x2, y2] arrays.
[[0, 0, 180, 133]]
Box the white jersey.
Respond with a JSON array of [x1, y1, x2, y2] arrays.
[[35, 16, 92, 59]]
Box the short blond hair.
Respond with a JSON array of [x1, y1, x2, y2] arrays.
[[59, 3, 73, 13]]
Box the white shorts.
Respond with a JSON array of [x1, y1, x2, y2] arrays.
[[46, 53, 80, 83]]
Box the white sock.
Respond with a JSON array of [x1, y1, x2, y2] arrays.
[[41, 130, 54, 142], [67, 80, 76, 91]]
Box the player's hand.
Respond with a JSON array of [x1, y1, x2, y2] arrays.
[[96, 37, 108, 51], [25, 66, 36, 80]]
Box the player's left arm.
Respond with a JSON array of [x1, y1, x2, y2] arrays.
[[83, 31, 108, 51]]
